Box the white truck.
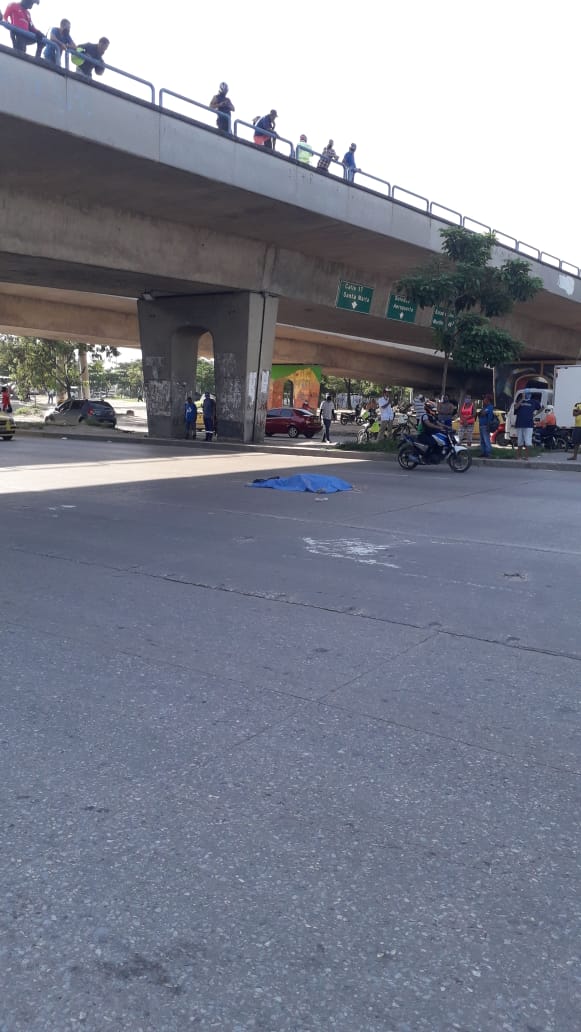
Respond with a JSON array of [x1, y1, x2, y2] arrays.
[[552, 365, 581, 428]]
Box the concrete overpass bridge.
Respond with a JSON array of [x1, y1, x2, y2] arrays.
[[0, 284, 488, 395], [1, 46, 580, 438]]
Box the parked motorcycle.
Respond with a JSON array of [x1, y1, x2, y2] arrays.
[[340, 409, 364, 425], [398, 428, 472, 472]]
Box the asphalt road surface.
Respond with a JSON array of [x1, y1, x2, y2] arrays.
[[1, 437, 580, 1032]]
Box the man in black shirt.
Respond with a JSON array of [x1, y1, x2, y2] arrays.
[[75, 36, 109, 79], [210, 82, 235, 132]]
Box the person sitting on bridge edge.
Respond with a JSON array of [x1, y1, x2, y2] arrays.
[[343, 142, 358, 182], [202, 392, 216, 441], [253, 110, 278, 150], [210, 82, 234, 133], [43, 17, 75, 66], [317, 140, 338, 174], [296, 134, 313, 165], [184, 396, 197, 440], [74, 36, 109, 79], [3, 0, 44, 57]]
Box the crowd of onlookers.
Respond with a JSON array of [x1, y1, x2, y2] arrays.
[[1, 22, 359, 174], [209, 85, 358, 177], [2, 2, 109, 77]]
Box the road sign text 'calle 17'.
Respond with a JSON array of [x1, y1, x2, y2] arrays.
[[336, 280, 374, 314]]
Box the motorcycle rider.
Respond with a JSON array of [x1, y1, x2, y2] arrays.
[[417, 399, 448, 461]]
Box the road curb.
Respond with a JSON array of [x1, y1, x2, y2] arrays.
[[13, 428, 581, 472]]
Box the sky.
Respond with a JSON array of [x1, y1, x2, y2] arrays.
[[29, 1, 581, 270]]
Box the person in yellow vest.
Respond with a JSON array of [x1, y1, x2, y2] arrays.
[[296, 134, 313, 165], [567, 401, 581, 460]]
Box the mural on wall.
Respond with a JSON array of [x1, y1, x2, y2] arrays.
[[494, 362, 555, 411], [268, 365, 323, 411]]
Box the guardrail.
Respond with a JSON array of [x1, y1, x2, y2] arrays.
[[233, 119, 295, 159], [1, 20, 579, 280], [159, 89, 231, 132]]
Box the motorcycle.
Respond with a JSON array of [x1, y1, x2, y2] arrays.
[[340, 409, 364, 425], [532, 425, 570, 450], [398, 428, 472, 472], [356, 410, 380, 443]]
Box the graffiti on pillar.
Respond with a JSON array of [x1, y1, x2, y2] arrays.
[[217, 352, 243, 419], [144, 378, 171, 415], [247, 371, 257, 408]]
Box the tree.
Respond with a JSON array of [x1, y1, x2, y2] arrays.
[[114, 358, 144, 398], [0, 337, 119, 399], [196, 358, 215, 395], [396, 227, 543, 396]]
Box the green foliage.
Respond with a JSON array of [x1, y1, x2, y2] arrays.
[[395, 227, 542, 394], [196, 358, 215, 395], [0, 336, 119, 399], [114, 359, 143, 397]]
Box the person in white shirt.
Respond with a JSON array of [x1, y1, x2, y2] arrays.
[[319, 394, 335, 443], [377, 388, 394, 441]]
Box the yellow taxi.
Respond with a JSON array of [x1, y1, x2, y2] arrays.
[[0, 411, 15, 441]]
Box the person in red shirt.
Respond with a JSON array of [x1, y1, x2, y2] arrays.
[[4, 0, 44, 56]]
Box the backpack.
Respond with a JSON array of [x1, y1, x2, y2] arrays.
[[488, 413, 500, 433], [71, 47, 86, 67]]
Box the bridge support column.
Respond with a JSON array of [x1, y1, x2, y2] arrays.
[[138, 292, 278, 442]]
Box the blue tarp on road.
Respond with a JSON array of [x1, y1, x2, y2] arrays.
[[249, 474, 353, 493]]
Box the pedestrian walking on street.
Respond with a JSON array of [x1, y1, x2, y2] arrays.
[[478, 394, 495, 458], [202, 392, 216, 441], [320, 394, 334, 443], [343, 142, 357, 182], [184, 396, 197, 439], [377, 388, 394, 441], [458, 394, 476, 447], [317, 140, 338, 173], [253, 110, 278, 150], [43, 18, 75, 65], [296, 134, 313, 165], [1, 385, 12, 412], [3, 0, 44, 56], [209, 82, 234, 132], [514, 390, 540, 461]]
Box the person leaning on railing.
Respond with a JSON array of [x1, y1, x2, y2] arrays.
[[343, 142, 358, 182], [317, 140, 338, 173], [3, 0, 44, 58], [253, 110, 278, 150], [209, 82, 234, 133], [42, 18, 75, 66], [74, 36, 109, 79]]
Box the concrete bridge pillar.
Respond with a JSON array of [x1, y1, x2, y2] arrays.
[[137, 292, 278, 442]]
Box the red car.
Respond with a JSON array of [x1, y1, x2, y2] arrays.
[[265, 407, 322, 439]]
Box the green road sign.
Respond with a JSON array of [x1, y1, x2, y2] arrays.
[[386, 294, 417, 323], [432, 307, 456, 330], [336, 280, 374, 314]]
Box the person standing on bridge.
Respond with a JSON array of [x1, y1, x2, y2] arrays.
[[43, 18, 76, 66], [253, 110, 278, 150], [342, 143, 358, 182], [317, 140, 338, 174], [296, 134, 313, 165], [74, 36, 109, 79], [210, 82, 234, 133], [3, 0, 44, 57]]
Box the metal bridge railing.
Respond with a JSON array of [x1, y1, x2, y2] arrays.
[[1, 20, 579, 279]]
